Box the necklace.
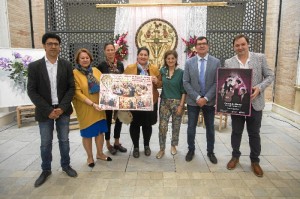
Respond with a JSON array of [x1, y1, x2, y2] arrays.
[[165, 67, 175, 79]]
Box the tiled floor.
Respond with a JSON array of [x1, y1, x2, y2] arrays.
[[0, 111, 299, 198]]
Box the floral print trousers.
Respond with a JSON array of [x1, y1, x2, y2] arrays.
[[158, 98, 183, 150]]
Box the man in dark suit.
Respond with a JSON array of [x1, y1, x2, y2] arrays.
[[224, 34, 274, 177], [183, 36, 221, 164], [27, 33, 77, 187]]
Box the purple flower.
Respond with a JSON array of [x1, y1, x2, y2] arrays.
[[0, 57, 11, 69], [21, 55, 33, 68], [13, 52, 22, 59]]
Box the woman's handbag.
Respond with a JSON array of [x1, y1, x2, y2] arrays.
[[117, 111, 133, 124]]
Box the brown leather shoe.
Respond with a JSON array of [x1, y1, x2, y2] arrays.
[[251, 162, 263, 177], [227, 157, 239, 170]]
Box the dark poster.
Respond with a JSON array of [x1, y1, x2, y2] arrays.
[[216, 68, 252, 116]]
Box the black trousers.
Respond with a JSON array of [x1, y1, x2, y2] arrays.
[[231, 107, 262, 163], [129, 124, 152, 148], [105, 110, 122, 141]]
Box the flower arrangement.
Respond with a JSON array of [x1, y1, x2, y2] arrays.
[[0, 52, 33, 90], [113, 32, 129, 62], [182, 35, 198, 58]]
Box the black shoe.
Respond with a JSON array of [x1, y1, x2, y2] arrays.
[[185, 150, 194, 162], [34, 170, 52, 187], [133, 148, 139, 158], [88, 162, 95, 168], [114, 144, 127, 152], [62, 166, 78, 177], [144, 146, 151, 156], [107, 145, 117, 155], [207, 153, 218, 164], [97, 156, 112, 161]]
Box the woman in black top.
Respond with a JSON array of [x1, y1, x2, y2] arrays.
[[97, 43, 127, 155]]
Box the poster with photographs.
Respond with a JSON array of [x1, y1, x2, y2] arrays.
[[216, 68, 252, 116], [99, 74, 153, 111]]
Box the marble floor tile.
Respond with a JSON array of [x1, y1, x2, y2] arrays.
[[0, 111, 299, 198]]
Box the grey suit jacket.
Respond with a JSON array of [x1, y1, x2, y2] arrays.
[[27, 57, 75, 122], [183, 54, 221, 106], [224, 52, 274, 111]]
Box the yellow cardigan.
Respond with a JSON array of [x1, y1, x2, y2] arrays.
[[124, 63, 162, 103], [72, 67, 106, 130]]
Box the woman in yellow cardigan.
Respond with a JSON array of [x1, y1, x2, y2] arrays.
[[124, 47, 162, 158], [72, 48, 112, 167]]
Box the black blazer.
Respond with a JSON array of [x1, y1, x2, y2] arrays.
[[27, 57, 75, 122]]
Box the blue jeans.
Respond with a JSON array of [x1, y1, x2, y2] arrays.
[[187, 105, 215, 153], [38, 115, 71, 171]]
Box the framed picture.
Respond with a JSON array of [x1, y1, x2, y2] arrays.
[[216, 68, 252, 116], [99, 74, 153, 111]]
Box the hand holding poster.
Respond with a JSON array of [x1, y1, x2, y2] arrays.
[[216, 68, 252, 116], [99, 74, 153, 111]]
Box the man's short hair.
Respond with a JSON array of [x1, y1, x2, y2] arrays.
[[42, 33, 61, 44], [233, 34, 249, 46], [197, 36, 209, 45]]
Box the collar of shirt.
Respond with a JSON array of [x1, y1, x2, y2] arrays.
[[44, 56, 58, 65], [196, 54, 209, 62], [235, 52, 251, 69]]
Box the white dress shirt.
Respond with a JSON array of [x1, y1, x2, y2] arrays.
[[45, 57, 58, 105], [236, 52, 251, 69]]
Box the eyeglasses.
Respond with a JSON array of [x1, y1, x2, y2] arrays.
[[196, 43, 208, 46], [46, 42, 60, 47]]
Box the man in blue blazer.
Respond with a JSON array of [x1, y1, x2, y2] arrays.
[[225, 34, 274, 177], [27, 33, 77, 187], [183, 36, 221, 163]]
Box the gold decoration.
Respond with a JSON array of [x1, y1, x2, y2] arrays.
[[135, 18, 178, 68]]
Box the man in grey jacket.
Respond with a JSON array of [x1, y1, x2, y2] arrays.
[[183, 36, 221, 163], [225, 34, 274, 177]]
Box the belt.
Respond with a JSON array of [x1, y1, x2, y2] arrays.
[[52, 104, 59, 108], [165, 99, 180, 101]]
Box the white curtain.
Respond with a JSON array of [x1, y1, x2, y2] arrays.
[[114, 6, 207, 69]]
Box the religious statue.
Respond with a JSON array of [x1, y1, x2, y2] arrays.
[[135, 18, 178, 68]]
